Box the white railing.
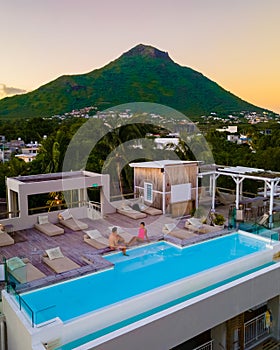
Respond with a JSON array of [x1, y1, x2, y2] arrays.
[[88, 201, 101, 211], [87, 201, 102, 219], [244, 312, 270, 347], [193, 340, 213, 350]]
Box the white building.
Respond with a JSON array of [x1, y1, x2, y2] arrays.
[[15, 146, 40, 163], [154, 137, 179, 150], [1, 168, 280, 350], [216, 126, 238, 133]]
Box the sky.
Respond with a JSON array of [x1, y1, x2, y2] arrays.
[[1, 0, 280, 113]]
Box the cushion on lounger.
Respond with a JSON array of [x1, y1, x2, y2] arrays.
[[60, 210, 73, 221], [85, 229, 102, 239], [46, 247, 64, 260], [187, 217, 203, 228], [162, 223, 176, 234], [120, 205, 133, 211], [7, 257, 26, 271], [139, 204, 148, 211], [38, 215, 49, 225]]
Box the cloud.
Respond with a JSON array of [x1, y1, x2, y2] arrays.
[[0, 83, 26, 99]]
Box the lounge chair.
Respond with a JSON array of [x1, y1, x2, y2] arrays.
[[0, 224, 15, 246], [162, 223, 177, 235], [7, 257, 46, 284], [118, 231, 135, 242], [83, 229, 109, 249], [162, 223, 197, 240], [42, 247, 80, 273], [184, 217, 222, 234], [58, 210, 88, 231], [140, 204, 163, 216], [116, 204, 147, 220], [34, 215, 64, 236], [255, 213, 269, 227], [169, 230, 198, 240], [129, 200, 162, 216]]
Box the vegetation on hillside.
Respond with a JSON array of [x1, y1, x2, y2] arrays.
[[0, 44, 267, 119]]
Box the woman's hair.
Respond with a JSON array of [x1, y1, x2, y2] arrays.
[[140, 222, 145, 226]]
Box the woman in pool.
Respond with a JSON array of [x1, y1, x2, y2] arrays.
[[127, 222, 150, 246]]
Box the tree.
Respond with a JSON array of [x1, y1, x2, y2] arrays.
[[0, 157, 29, 198], [99, 123, 144, 196], [31, 126, 73, 174]]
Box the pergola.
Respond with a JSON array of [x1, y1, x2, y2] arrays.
[[199, 165, 280, 225]]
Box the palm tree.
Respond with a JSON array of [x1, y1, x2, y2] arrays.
[[165, 135, 195, 161], [0, 157, 29, 198], [98, 120, 146, 197], [32, 128, 70, 174]]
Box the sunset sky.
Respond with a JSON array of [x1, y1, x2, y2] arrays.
[[1, 0, 280, 113]]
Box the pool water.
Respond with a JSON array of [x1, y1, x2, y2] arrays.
[[20, 232, 272, 325]]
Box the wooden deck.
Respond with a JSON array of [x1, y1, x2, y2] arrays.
[[1, 213, 186, 262]]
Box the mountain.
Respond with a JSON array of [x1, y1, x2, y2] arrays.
[[0, 44, 269, 119]]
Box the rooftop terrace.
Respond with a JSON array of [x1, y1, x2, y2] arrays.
[[0, 212, 230, 294]]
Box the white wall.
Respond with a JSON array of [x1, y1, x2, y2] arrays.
[[4, 258, 279, 349], [77, 263, 280, 350]]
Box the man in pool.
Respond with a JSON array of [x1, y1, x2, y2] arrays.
[[109, 227, 129, 256], [127, 222, 150, 246]]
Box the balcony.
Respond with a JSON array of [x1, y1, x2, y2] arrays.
[[244, 312, 271, 349], [193, 340, 213, 350]]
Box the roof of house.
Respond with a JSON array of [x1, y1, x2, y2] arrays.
[[129, 160, 198, 168]]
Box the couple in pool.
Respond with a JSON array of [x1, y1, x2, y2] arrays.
[[109, 222, 150, 256]]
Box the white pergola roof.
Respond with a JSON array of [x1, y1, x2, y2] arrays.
[[220, 166, 265, 174]]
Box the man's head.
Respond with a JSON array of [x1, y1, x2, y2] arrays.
[[112, 227, 118, 233]]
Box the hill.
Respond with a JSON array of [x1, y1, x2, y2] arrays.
[[0, 44, 269, 119]]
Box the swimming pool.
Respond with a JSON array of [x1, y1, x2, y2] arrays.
[[19, 231, 278, 329]]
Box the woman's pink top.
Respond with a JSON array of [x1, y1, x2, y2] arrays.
[[138, 227, 146, 239]]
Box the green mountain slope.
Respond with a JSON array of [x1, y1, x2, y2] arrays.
[[0, 44, 268, 119]]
